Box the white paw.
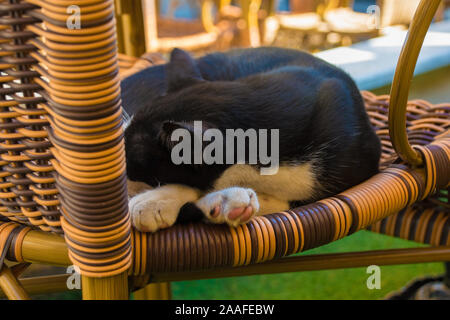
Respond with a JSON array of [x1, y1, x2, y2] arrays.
[[195, 187, 260, 227], [129, 190, 181, 232], [129, 185, 201, 232]]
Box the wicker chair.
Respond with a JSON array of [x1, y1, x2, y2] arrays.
[[115, 0, 235, 56], [267, 0, 377, 49], [0, 0, 448, 300], [266, 0, 326, 49], [323, 0, 380, 46]]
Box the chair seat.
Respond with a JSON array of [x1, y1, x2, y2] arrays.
[[105, 69, 448, 277], [127, 142, 449, 277]]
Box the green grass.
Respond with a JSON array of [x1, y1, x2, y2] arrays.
[[170, 231, 445, 300]]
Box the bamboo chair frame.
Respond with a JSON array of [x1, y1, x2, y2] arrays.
[[0, 0, 448, 300]]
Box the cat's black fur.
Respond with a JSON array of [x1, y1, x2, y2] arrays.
[[122, 47, 381, 203]]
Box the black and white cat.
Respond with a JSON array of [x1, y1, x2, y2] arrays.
[[121, 47, 381, 232]]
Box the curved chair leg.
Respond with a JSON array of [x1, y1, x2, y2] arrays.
[[134, 282, 172, 300], [0, 266, 30, 300], [82, 272, 129, 300]]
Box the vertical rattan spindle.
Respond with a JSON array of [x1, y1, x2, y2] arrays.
[[23, 0, 132, 299]]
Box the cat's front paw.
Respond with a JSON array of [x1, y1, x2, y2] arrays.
[[129, 190, 181, 232], [196, 187, 260, 227]]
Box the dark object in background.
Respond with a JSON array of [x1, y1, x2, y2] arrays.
[[386, 262, 450, 300], [385, 276, 450, 300]]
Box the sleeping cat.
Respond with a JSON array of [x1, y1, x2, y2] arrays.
[[121, 47, 381, 232]]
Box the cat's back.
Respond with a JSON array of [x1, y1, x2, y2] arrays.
[[120, 47, 352, 115], [120, 47, 311, 114], [196, 47, 320, 80]]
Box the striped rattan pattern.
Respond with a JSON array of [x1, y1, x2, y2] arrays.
[[0, 0, 132, 277], [0, 1, 58, 232], [0, 221, 31, 270], [33, 0, 131, 277], [368, 202, 449, 246]]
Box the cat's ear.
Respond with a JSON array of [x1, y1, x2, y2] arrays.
[[158, 120, 212, 151], [166, 48, 204, 93], [158, 121, 194, 150]]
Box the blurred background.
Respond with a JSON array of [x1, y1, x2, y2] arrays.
[[7, 0, 449, 300], [114, 0, 448, 55]]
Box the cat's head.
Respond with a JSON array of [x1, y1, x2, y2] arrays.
[[124, 115, 225, 190], [124, 49, 230, 189]]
